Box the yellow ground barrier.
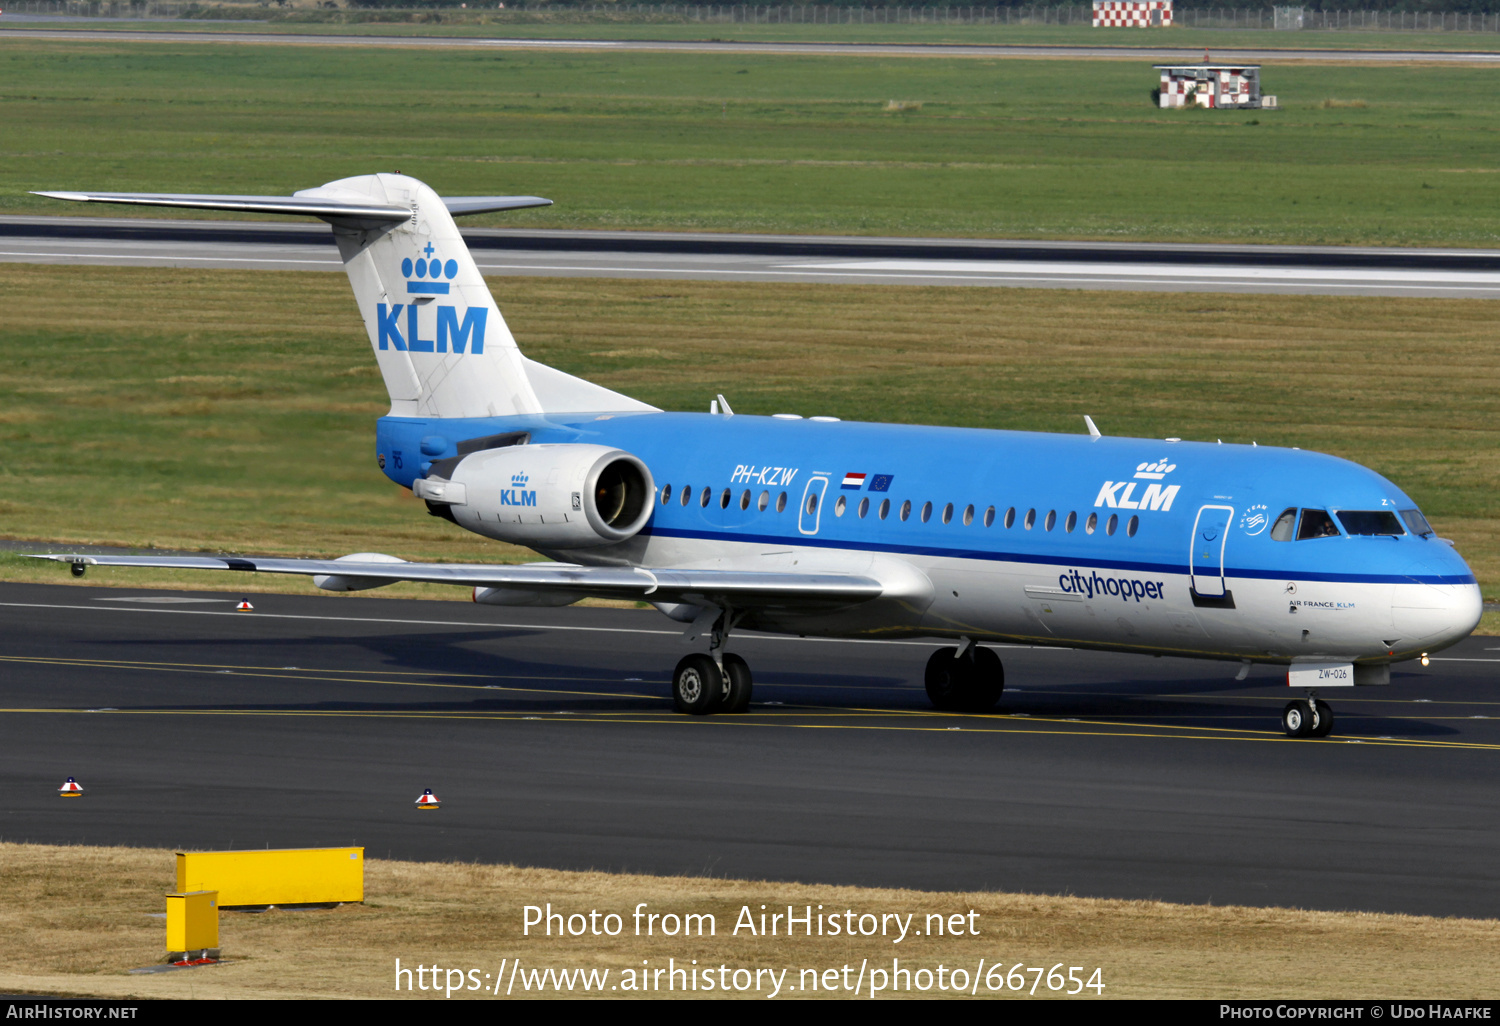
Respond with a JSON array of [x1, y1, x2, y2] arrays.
[[164, 890, 219, 961], [175, 847, 364, 908]]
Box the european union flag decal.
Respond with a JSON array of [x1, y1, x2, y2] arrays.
[[868, 474, 894, 492]]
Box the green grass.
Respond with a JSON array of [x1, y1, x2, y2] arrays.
[[1, 265, 1497, 607], [17, 12, 1500, 53], [4, 38, 1500, 245]]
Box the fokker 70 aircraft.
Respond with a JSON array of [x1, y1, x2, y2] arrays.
[[35, 174, 1482, 738]]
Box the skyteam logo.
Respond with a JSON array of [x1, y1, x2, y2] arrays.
[[501, 471, 536, 507], [1094, 458, 1180, 512], [403, 243, 457, 295]]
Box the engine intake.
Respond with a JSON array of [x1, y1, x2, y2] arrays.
[[414, 443, 654, 550]]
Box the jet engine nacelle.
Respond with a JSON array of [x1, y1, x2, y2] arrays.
[[414, 443, 655, 550]]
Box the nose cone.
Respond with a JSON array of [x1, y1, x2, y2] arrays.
[[1391, 544, 1482, 654]]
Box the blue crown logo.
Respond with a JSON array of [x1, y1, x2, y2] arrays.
[[511, 472, 529, 487], [403, 243, 457, 295]]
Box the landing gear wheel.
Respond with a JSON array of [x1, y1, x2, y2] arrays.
[[1282, 699, 1314, 738], [673, 654, 724, 716], [718, 653, 753, 714], [1309, 699, 1335, 738], [925, 646, 1005, 713]]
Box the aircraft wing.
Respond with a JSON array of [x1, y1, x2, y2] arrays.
[[30, 554, 883, 607]]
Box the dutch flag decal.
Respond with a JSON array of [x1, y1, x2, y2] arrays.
[[841, 472, 867, 490]]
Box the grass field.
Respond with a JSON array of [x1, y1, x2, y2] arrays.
[[4, 38, 1500, 245], [4, 842, 1499, 999], [0, 264, 1495, 605], [18, 11, 1500, 53]]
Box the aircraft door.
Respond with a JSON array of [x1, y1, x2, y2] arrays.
[[1190, 504, 1234, 602], [798, 476, 829, 536]]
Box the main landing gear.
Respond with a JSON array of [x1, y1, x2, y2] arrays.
[[1282, 692, 1335, 739], [925, 641, 1005, 713], [671, 609, 752, 716]]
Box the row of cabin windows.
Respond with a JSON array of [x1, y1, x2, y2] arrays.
[[657, 484, 1140, 538]]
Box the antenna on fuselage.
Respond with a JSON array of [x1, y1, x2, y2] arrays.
[[1084, 415, 1101, 440], [717, 394, 735, 416]]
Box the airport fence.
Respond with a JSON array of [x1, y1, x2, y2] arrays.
[[8, 1, 1500, 32]]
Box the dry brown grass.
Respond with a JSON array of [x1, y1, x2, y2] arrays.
[[2, 842, 1498, 1000]]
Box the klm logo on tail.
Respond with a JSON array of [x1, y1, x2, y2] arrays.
[[377, 243, 488, 354], [377, 303, 487, 354]]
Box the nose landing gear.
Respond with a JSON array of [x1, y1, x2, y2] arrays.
[[1282, 693, 1335, 738]]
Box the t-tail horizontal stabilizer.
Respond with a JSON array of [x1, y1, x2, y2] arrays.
[[34, 175, 654, 421]]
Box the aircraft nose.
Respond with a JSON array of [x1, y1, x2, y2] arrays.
[[1392, 578, 1482, 652]]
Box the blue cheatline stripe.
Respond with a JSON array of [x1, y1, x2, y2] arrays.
[[637, 526, 1476, 587], [406, 281, 450, 294]]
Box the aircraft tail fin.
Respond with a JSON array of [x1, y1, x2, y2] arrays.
[[33, 175, 656, 420]]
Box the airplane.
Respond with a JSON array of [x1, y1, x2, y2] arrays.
[[32, 173, 1482, 739]]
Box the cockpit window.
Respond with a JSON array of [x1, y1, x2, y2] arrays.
[[1269, 508, 1297, 542], [1336, 510, 1405, 536], [1296, 509, 1340, 540], [1401, 508, 1435, 538]]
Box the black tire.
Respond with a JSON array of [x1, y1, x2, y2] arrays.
[[1282, 699, 1313, 738], [925, 647, 962, 711], [673, 654, 723, 716], [1309, 699, 1335, 738], [719, 653, 753, 714], [960, 646, 1005, 713], [925, 646, 1004, 713]]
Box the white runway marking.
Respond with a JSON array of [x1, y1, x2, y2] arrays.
[[794, 258, 1500, 287]]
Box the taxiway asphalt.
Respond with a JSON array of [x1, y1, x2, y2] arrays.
[[3, 580, 1498, 918], [7, 216, 1500, 297]]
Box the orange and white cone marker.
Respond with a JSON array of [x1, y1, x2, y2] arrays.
[[415, 788, 441, 810], [235, 599, 254, 612], [58, 776, 83, 797]]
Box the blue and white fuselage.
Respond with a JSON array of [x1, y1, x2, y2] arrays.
[[378, 411, 1479, 664]]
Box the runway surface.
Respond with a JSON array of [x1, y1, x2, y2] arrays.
[[5, 26, 1500, 63], [3, 579, 1499, 917], [8, 215, 1500, 296]]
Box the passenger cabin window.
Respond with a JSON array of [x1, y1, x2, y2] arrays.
[[900, 500, 912, 522], [661, 484, 672, 505], [700, 487, 711, 508], [1085, 512, 1097, 535], [983, 506, 995, 527], [858, 497, 869, 518], [1401, 508, 1434, 537], [1065, 511, 1077, 533], [758, 491, 770, 511], [834, 495, 846, 517], [1004, 507, 1016, 528], [1269, 508, 1296, 541], [920, 502, 933, 524], [879, 499, 891, 520], [1337, 511, 1404, 536], [776, 491, 787, 513], [1297, 509, 1340, 540]]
